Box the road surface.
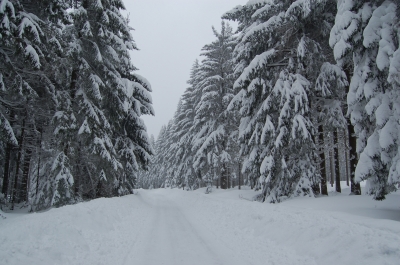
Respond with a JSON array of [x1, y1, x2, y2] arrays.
[[123, 190, 253, 265], [1, 188, 399, 265]]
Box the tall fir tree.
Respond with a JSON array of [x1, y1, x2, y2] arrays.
[[191, 22, 238, 189], [1, 0, 72, 208], [224, 0, 339, 202], [1, 0, 154, 210], [330, 0, 400, 200], [52, 0, 154, 201]]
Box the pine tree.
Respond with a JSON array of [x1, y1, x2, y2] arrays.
[[179, 60, 205, 189], [315, 62, 349, 195], [152, 126, 169, 188], [167, 99, 187, 189], [224, 0, 339, 202], [175, 84, 200, 189], [1, 0, 70, 207], [147, 60, 207, 190], [157, 122, 175, 188], [191, 22, 238, 190], [53, 0, 154, 199], [1, 0, 154, 209], [330, 0, 400, 200]]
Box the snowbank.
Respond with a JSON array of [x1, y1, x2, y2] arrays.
[[0, 185, 399, 265]]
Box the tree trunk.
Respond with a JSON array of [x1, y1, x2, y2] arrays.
[[2, 110, 16, 197], [330, 148, 334, 187], [348, 121, 361, 195], [343, 67, 361, 195], [2, 143, 13, 197], [69, 68, 79, 98], [215, 167, 219, 189], [333, 129, 341, 193], [74, 165, 80, 196], [35, 127, 43, 197], [221, 163, 228, 189], [238, 162, 241, 190], [309, 119, 321, 195], [11, 119, 25, 209], [74, 143, 82, 197], [318, 125, 328, 195], [228, 168, 231, 189], [344, 129, 350, 187], [19, 145, 32, 202], [85, 166, 96, 199]]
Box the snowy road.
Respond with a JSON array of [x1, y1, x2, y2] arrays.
[[124, 191, 251, 265], [1, 187, 399, 265]]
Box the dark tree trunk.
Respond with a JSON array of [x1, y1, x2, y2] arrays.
[[344, 129, 350, 187], [2, 143, 13, 197], [19, 145, 32, 202], [215, 167, 219, 189], [11, 119, 26, 209], [70, 68, 79, 99], [96, 180, 102, 198], [348, 121, 361, 195], [74, 143, 82, 197], [333, 129, 341, 193], [318, 125, 328, 195], [2, 110, 16, 197], [228, 168, 231, 189], [85, 166, 96, 199], [74, 165, 80, 196], [330, 149, 334, 187], [238, 162, 241, 190], [35, 127, 43, 197], [221, 163, 228, 189], [309, 114, 320, 195], [343, 67, 361, 195]]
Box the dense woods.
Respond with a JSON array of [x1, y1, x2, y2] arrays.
[[1, 0, 400, 211], [1, 2, 399, 265], [137, 0, 400, 202], [0, 0, 153, 210]]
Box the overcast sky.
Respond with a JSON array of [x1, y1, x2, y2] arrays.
[[123, 0, 245, 139]]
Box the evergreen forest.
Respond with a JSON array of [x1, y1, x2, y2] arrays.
[[1, 0, 400, 211]]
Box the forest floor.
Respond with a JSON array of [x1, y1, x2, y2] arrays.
[[1, 183, 399, 265]]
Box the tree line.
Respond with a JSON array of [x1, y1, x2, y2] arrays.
[[138, 0, 400, 202], [0, 0, 153, 210]]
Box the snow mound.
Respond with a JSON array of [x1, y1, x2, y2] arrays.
[[1, 186, 399, 265]]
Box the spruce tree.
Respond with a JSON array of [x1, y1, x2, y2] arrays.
[[1, 0, 71, 207], [191, 22, 238, 190], [1, 0, 154, 209], [54, 0, 154, 199], [224, 0, 339, 202], [330, 0, 400, 200]]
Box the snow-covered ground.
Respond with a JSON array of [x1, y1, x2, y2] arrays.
[[1, 184, 399, 265]]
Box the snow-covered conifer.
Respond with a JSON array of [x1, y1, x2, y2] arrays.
[[54, 0, 154, 198], [1, 0, 70, 203], [224, 0, 339, 202], [177, 60, 206, 189], [191, 22, 238, 189], [330, 0, 400, 200]]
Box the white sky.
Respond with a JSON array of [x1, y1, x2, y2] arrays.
[[124, 0, 244, 139]]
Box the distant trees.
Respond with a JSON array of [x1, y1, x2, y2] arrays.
[[1, 0, 153, 210], [142, 0, 399, 202], [136, 23, 240, 190], [191, 22, 238, 190]]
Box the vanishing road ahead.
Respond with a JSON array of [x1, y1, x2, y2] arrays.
[[2, 188, 399, 265]]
